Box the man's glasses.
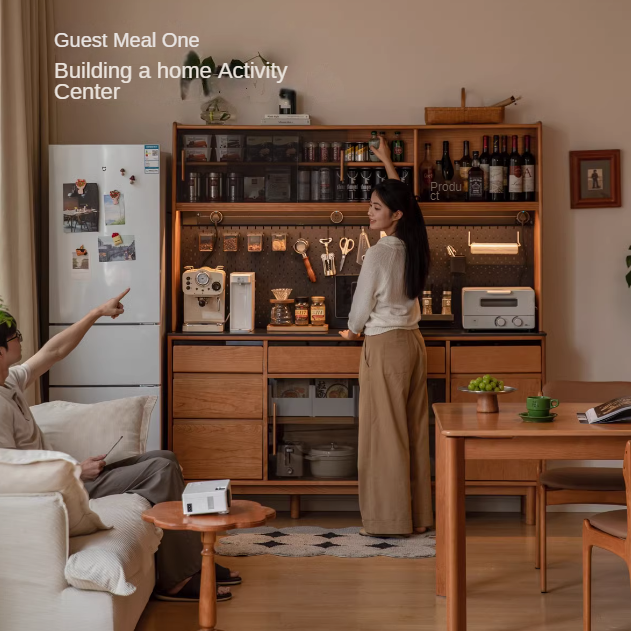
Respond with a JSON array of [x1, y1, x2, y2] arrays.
[[7, 330, 22, 343]]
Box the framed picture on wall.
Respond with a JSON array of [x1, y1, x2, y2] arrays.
[[570, 149, 621, 209]]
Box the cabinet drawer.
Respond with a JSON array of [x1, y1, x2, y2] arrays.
[[268, 346, 362, 374], [173, 374, 263, 418], [451, 375, 542, 403], [174, 420, 262, 480], [173, 345, 263, 373], [451, 346, 541, 374], [427, 347, 446, 374], [466, 460, 539, 481]]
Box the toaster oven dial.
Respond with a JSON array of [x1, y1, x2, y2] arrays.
[[512, 317, 524, 327], [494, 317, 506, 327]]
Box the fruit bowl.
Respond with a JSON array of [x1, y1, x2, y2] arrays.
[[457, 385, 517, 413]]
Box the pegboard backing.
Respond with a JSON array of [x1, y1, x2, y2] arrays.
[[180, 224, 534, 329]]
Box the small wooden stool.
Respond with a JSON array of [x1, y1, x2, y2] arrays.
[[142, 499, 276, 631]]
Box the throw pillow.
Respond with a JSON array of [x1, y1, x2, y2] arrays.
[[31, 396, 157, 464]]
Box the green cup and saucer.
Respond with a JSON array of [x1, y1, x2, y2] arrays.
[[519, 411, 558, 423], [519, 396, 560, 423]]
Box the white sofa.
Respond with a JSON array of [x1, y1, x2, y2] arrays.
[[0, 397, 161, 631]]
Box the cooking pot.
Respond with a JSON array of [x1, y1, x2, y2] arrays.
[[305, 443, 357, 478]]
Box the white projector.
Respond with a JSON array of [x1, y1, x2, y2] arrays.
[[182, 480, 232, 516]]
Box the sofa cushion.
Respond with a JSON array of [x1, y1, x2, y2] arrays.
[[31, 396, 157, 465], [0, 449, 109, 536], [65, 493, 163, 596]]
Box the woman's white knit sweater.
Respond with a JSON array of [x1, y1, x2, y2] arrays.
[[348, 235, 421, 336]]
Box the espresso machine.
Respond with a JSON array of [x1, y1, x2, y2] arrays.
[[229, 272, 255, 333], [182, 266, 226, 332]]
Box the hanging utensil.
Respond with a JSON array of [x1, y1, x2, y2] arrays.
[[339, 237, 355, 272], [319, 237, 336, 276], [356, 227, 371, 265], [293, 238, 317, 283]]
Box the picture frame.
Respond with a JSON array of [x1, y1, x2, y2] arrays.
[[569, 149, 621, 209]]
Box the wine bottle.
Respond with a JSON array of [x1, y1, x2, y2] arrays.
[[508, 135, 523, 201], [522, 135, 536, 201], [459, 140, 472, 197], [441, 141, 454, 181], [500, 135, 510, 198], [453, 161, 466, 201], [419, 143, 434, 201], [391, 131, 404, 163], [468, 151, 484, 201], [489, 135, 504, 202], [369, 131, 380, 162], [479, 135, 491, 199], [433, 159, 444, 201]]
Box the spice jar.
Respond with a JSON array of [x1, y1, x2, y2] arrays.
[[270, 300, 294, 326], [295, 297, 310, 326], [272, 233, 287, 252], [421, 290, 433, 316], [441, 290, 452, 315], [223, 232, 238, 252], [310, 296, 326, 325], [247, 232, 263, 252]]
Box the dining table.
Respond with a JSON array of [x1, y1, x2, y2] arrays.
[[433, 401, 631, 631]]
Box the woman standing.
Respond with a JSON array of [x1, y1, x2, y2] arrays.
[[340, 139, 432, 536]]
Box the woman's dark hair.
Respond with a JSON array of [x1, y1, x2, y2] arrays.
[[0, 312, 17, 351], [372, 179, 431, 300]]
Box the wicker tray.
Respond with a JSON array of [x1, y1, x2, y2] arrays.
[[425, 88, 505, 125]]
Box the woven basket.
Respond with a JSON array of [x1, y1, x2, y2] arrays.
[[425, 88, 505, 125]]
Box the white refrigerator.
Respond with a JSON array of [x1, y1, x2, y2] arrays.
[[48, 145, 165, 450]]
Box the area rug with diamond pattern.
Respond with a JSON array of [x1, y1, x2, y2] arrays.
[[215, 526, 435, 559]]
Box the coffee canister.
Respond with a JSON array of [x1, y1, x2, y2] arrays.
[[374, 168, 387, 186], [226, 172, 244, 202], [319, 168, 333, 201], [334, 168, 347, 201], [188, 172, 201, 202], [311, 169, 321, 202], [207, 172, 223, 202], [298, 169, 310, 201]]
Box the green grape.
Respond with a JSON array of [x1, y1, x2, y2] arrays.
[[468, 383, 476, 391], [469, 379, 477, 386], [500, 385, 505, 391], [494, 387, 500, 392], [499, 380, 504, 387], [483, 374, 491, 380], [485, 383, 495, 391]]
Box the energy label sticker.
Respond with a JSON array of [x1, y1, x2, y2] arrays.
[[144, 145, 160, 174]]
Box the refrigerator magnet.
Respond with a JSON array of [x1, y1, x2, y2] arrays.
[[111, 232, 123, 246]]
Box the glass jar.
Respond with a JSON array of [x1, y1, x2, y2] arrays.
[[295, 297, 310, 326], [272, 232, 287, 252], [223, 231, 238, 252], [310, 296, 326, 325], [421, 290, 433, 315], [247, 232, 263, 252], [441, 290, 452, 315], [270, 299, 294, 326]]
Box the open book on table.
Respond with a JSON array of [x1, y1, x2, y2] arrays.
[[581, 397, 631, 424]]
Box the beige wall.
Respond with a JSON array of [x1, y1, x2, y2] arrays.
[[53, 0, 631, 382]]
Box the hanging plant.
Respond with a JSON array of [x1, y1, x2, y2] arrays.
[[180, 52, 273, 100], [0, 297, 15, 328], [626, 246, 631, 287]]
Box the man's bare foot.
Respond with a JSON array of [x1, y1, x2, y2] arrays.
[[414, 527, 428, 534]]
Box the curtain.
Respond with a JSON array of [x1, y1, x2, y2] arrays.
[[0, 0, 55, 404]]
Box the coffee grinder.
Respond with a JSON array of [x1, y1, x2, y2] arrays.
[[182, 266, 226, 332]]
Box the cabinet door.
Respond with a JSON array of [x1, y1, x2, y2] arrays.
[[173, 420, 262, 480], [451, 374, 542, 481], [451, 346, 542, 374], [173, 374, 263, 418], [268, 346, 362, 374]]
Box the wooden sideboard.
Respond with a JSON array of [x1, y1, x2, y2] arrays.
[[167, 331, 545, 521]]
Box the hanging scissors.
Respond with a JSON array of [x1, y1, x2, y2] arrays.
[[339, 237, 355, 273]]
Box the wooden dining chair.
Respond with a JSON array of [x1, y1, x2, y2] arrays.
[[537, 381, 631, 593], [583, 440, 631, 631]]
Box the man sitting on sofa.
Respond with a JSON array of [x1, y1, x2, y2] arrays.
[[0, 290, 238, 602]]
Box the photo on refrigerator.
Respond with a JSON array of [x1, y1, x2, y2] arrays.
[[98, 234, 136, 262], [103, 190, 125, 225], [62, 181, 99, 233]]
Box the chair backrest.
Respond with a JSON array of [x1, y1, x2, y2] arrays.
[[543, 381, 631, 404]]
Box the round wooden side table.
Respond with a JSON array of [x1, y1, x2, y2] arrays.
[[142, 499, 276, 631]]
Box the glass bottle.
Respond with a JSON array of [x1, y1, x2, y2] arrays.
[[508, 135, 523, 201], [479, 135, 491, 199], [441, 141, 454, 182], [452, 161, 465, 201], [522, 135, 536, 201], [421, 290, 433, 315], [310, 297, 326, 325], [295, 297, 310, 326], [391, 131, 404, 162], [500, 135, 510, 198], [468, 151, 484, 201], [459, 141, 472, 197], [419, 143, 434, 202], [489, 135, 504, 202], [432, 159, 444, 202], [369, 131, 380, 162]]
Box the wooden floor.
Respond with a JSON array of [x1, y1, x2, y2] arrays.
[[137, 511, 631, 631]]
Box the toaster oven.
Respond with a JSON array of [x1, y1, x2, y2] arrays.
[[462, 287, 536, 330]]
